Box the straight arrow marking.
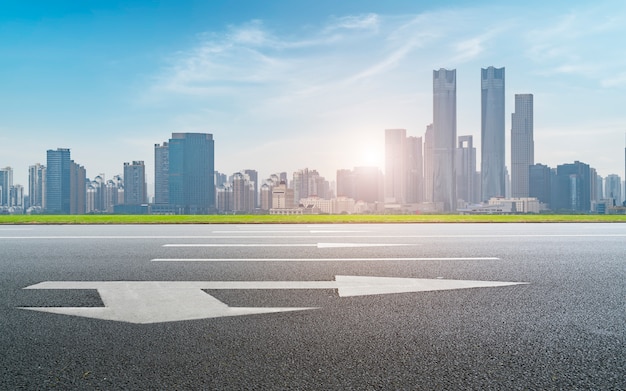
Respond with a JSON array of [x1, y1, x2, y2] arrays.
[[20, 276, 527, 324]]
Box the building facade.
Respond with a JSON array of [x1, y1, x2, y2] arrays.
[[433, 69, 457, 211], [124, 161, 147, 205], [481, 66, 506, 201], [456, 135, 478, 204], [45, 148, 71, 213], [167, 133, 215, 214], [511, 94, 534, 198]]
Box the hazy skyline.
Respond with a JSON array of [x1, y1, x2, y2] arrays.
[[2, 0, 625, 189]]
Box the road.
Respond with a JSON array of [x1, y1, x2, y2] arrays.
[[1, 223, 624, 389]]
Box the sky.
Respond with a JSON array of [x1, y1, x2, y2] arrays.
[[2, 0, 626, 194]]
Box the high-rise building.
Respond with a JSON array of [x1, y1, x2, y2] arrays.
[[511, 94, 534, 198], [481, 66, 506, 201], [605, 174, 622, 206], [232, 172, 255, 212], [28, 164, 46, 209], [456, 135, 477, 204], [243, 169, 258, 209], [70, 161, 86, 215], [292, 168, 328, 204], [423, 124, 434, 202], [124, 161, 147, 205], [46, 148, 71, 213], [167, 133, 215, 214], [0, 167, 14, 207], [433, 69, 457, 211], [385, 128, 407, 203], [406, 136, 423, 203], [154, 142, 169, 205], [554, 161, 592, 212], [529, 163, 553, 209]]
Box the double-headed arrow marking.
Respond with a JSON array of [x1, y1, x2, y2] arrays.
[[20, 276, 527, 324]]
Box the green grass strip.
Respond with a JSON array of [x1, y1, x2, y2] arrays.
[[1, 214, 625, 224]]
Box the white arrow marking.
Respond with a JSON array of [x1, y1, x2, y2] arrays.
[[162, 243, 414, 248], [151, 257, 500, 262], [19, 276, 526, 324]]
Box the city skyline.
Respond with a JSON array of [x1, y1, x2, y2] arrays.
[[2, 1, 626, 187]]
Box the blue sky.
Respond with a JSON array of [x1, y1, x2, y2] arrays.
[[2, 0, 625, 191]]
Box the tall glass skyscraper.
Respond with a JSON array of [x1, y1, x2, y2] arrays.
[[433, 68, 457, 211], [168, 133, 215, 214], [511, 94, 534, 198], [46, 148, 71, 214], [481, 66, 505, 201]]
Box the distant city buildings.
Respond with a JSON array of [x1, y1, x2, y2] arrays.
[[2, 66, 625, 215]]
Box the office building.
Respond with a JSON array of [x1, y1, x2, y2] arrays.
[[481, 66, 506, 201], [529, 163, 553, 209], [124, 161, 147, 205], [554, 161, 592, 212], [46, 148, 71, 213], [167, 133, 215, 214], [511, 94, 534, 197], [433, 68, 457, 211]]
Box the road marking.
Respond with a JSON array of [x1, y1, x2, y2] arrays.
[[212, 230, 369, 233], [20, 276, 527, 324], [151, 257, 500, 262], [162, 243, 415, 248], [2, 234, 625, 240]]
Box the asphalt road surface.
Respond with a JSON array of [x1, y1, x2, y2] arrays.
[[1, 223, 624, 390]]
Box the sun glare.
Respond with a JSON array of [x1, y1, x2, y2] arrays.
[[360, 145, 384, 169]]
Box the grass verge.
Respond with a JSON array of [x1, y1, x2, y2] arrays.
[[1, 214, 625, 224]]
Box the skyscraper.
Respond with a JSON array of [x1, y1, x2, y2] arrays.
[[433, 68, 457, 211], [167, 133, 215, 214], [154, 142, 169, 205], [0, 167, 13, 207], [46, 148, 71, 214], [28, 163, 46, 209], [481, 66, 506, 201], [124, 161, 147, 205], [605, 174, 622, 206], [69, 161, 86, 215], [456, 135, 477, 204], [385, 128, 406, 203], [511, 94, 534, 198], [423, 124, 434, 202]]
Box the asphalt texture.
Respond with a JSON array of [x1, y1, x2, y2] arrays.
[[1, 223, 624, 390]]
